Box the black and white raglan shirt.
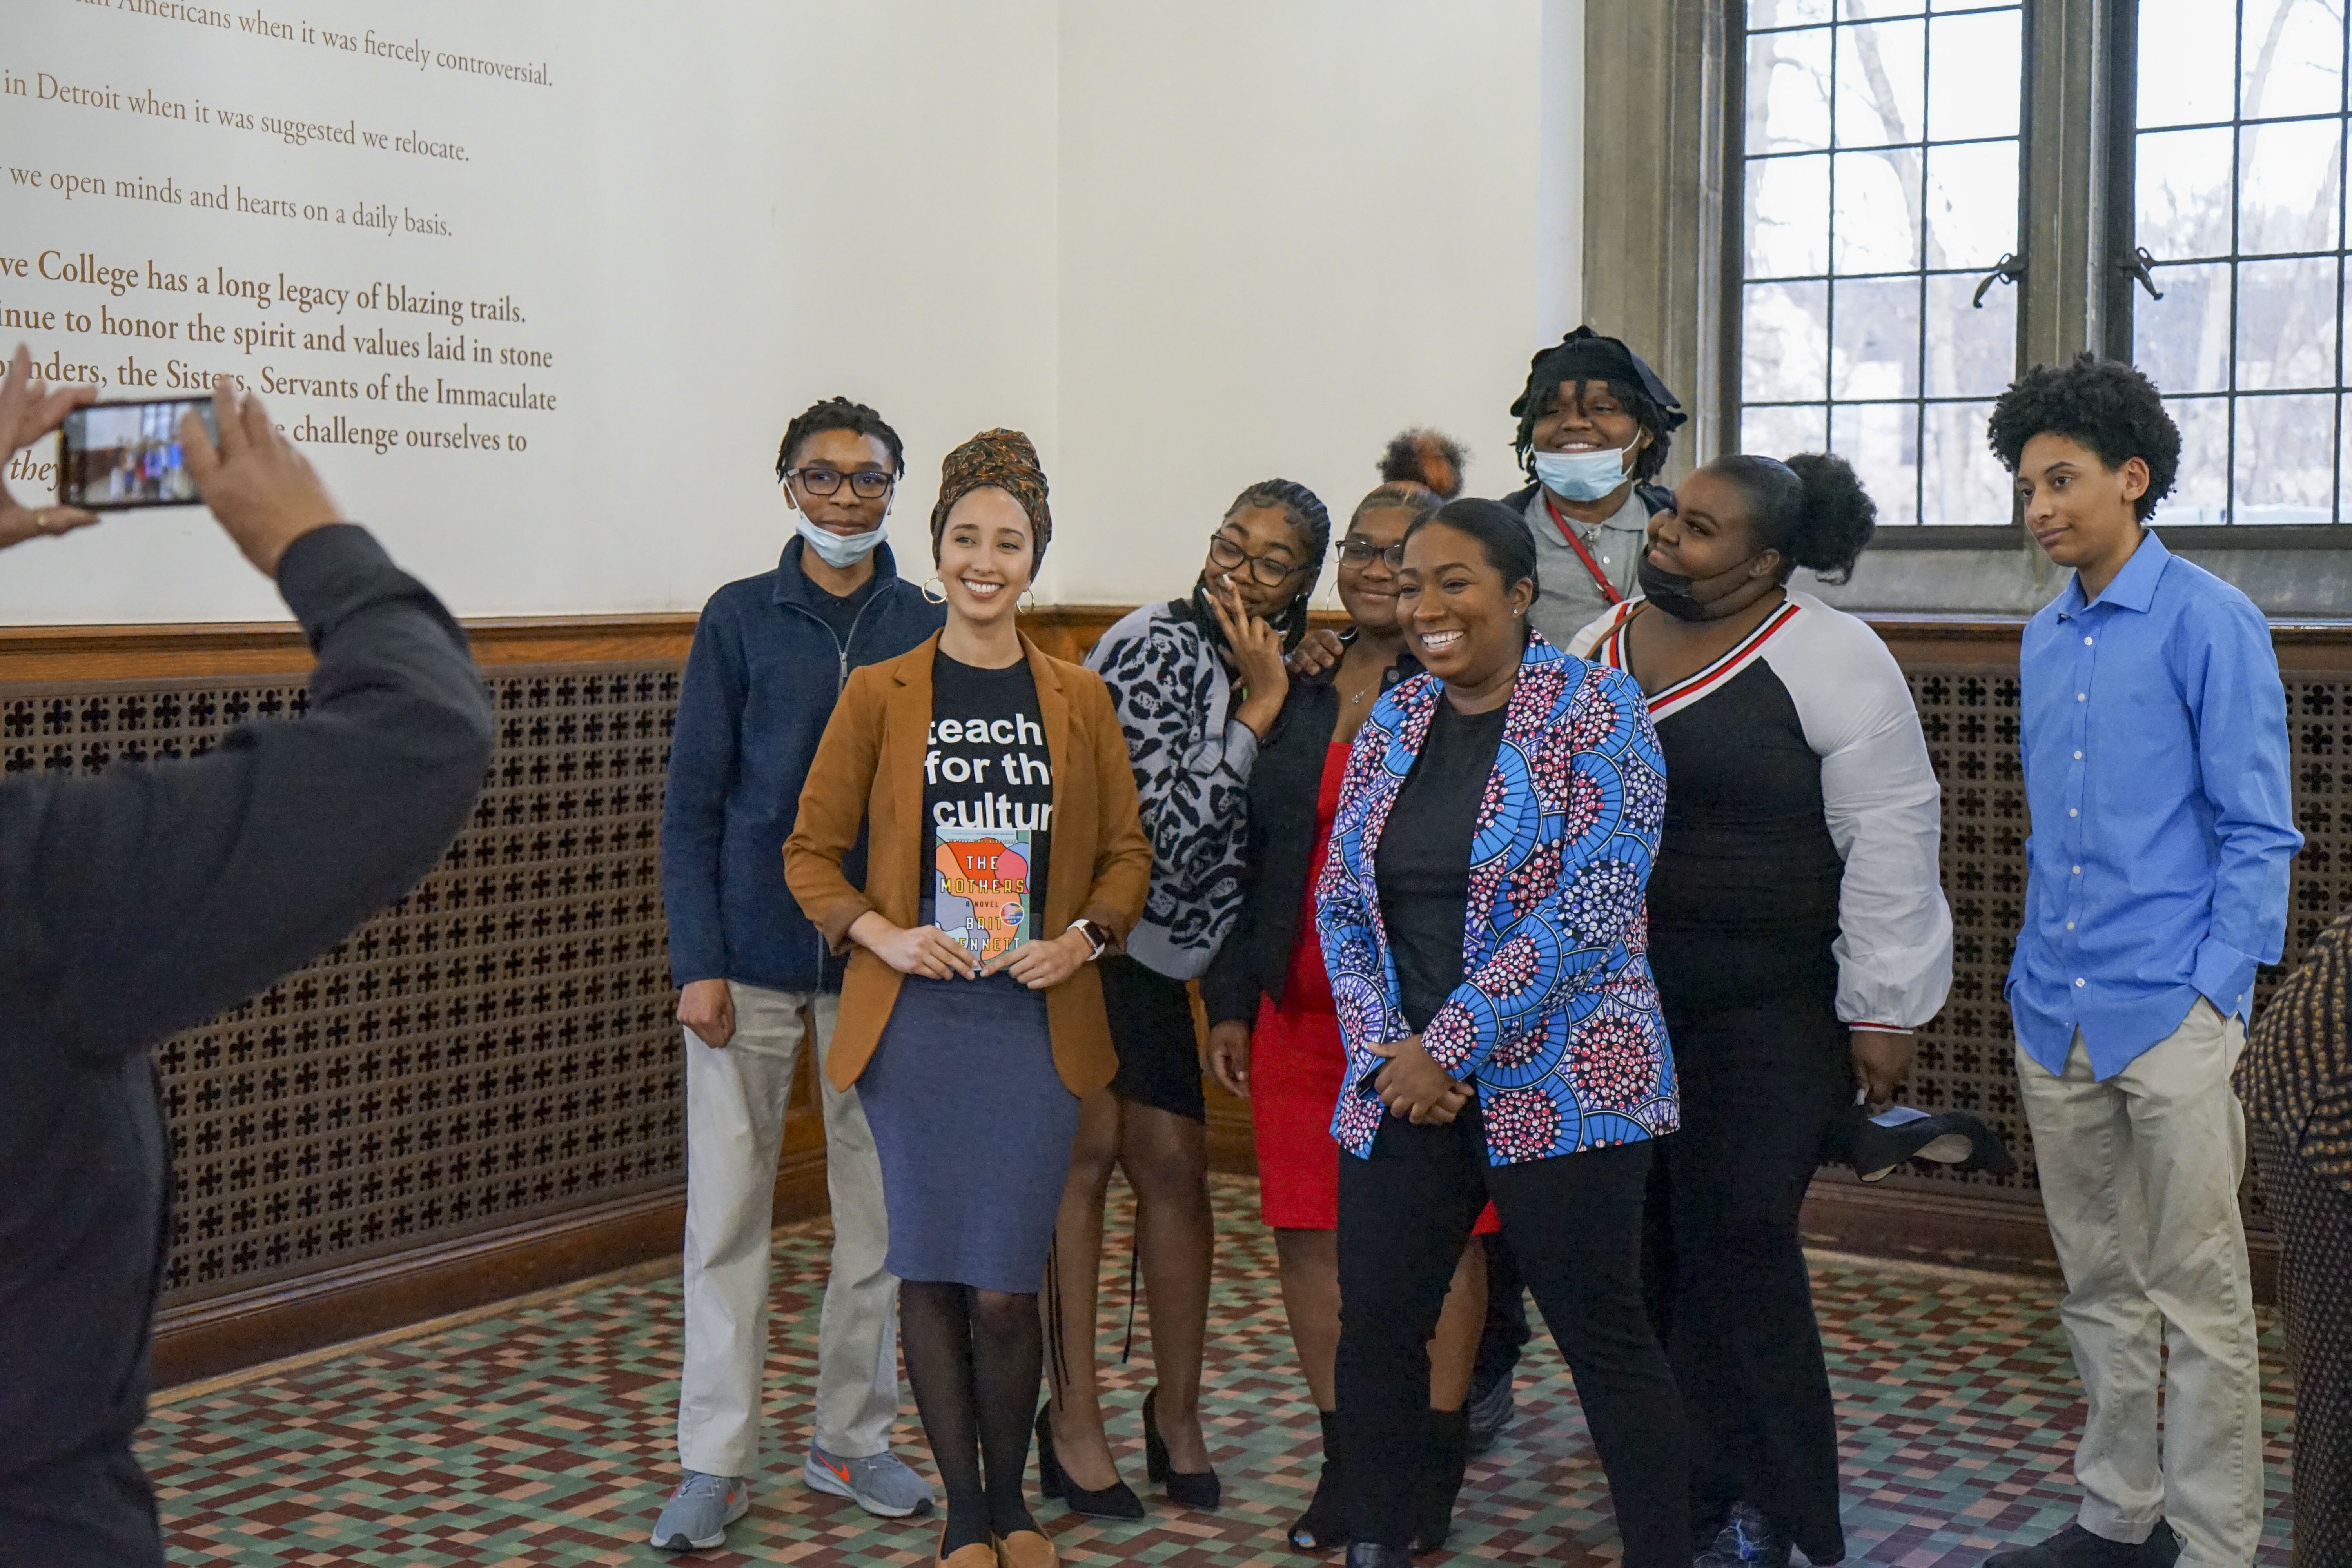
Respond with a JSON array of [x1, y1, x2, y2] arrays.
[[1573, 592, 1953, 1035]]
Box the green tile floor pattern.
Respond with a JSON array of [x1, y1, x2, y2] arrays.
[[143, 1175, 2295, 1565]]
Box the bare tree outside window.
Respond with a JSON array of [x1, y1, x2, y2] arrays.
[[1739, 0, 2024, 526], [2132, 0, 2348, 525]]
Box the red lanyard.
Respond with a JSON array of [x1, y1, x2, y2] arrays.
[[1542, 491, 1623, 606]]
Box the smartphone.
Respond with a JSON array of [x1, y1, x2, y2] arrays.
[[56, 396, 218, 510]]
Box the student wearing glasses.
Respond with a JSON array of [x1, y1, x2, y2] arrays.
[[1037, 481, 1332, 1518], [653, 398, 945, 1553], [1201, 452, 1499, 1555]]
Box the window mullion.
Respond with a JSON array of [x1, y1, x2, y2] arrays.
[[2020, 0, 2109, 370]]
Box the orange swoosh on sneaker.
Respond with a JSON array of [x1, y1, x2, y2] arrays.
[[823, 1460, 854, 1486]]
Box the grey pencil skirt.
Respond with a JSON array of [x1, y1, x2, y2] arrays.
[[857, 971, 1079, 1295]]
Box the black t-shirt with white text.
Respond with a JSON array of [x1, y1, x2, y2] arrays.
[[923, 651, 1055, 962]]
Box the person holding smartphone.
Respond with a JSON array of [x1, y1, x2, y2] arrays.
[[0, 350, 495, 1568], [1037, 479, 1330, 1518], [786, 428, 1151, 1568], [653, 397, 945, 1551]]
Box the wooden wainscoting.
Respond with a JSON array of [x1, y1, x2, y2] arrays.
[[13, 603, 2327, 1384]]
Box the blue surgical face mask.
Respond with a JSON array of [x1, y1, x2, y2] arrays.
[[1531, 440, 1637, 503], [788, 486, 890, 569]]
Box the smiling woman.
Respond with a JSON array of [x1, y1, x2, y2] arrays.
[[1316, 496, 1691, 1568], [784, 427, 1150, 1568]]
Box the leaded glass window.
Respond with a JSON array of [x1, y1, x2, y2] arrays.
[[1739, 0, 2026, 527]]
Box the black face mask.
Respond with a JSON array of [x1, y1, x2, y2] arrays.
[[1636, 552, 1775, 622]]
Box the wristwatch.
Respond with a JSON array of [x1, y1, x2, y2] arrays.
[[1066, 918, 1110, 961]]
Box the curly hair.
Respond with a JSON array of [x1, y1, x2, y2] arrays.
[[1378, 429, 1467, 499], [1986, 354, 2180, 522], [774, 395, 907, 483], [1711, 452, 1878, 586], [1512, 373, 1674, 485], [1224, 478, 1332, 653]]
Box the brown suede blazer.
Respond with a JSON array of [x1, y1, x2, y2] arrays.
[[784, 630, 1152, 1095]]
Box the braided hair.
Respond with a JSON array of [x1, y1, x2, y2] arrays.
[[1223, 477, 1332, 652], [774, 395, 907, 482]]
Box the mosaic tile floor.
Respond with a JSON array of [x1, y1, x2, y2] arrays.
[[144, 1174, 2296, 1566]]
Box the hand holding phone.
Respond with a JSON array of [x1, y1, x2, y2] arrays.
[[0, 342, 100, 549], [178, 377, 344, 575]]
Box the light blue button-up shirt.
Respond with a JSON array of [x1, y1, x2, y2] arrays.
[[2007, 530, 2301, 1080]]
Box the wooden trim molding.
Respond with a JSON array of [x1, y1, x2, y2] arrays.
[[0, 612, 698, 684], [152, 1145, 828, 1389]]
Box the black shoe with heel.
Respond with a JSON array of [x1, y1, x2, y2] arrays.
[[1287, 1410, 1347, 1554], [1141, 1387, 1221, 1511], [1033, 1405, 1144, 1521], [1343, 1544, 1414, 1568]]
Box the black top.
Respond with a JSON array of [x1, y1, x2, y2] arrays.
[[803, 561, 882, 644], [1645, 659, 1846, 1018], [1376, 699, 1509, 1033], [923, 650, 1055, 962], [0, 526, 495, 1485], [1202, 643, 1420, 1025]]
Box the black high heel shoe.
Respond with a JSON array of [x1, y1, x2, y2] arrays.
[[1141, 1387, 1221, 1510], [1033, 1405, 1145, 1520]]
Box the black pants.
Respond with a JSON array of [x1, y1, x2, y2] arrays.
[[1337, 1101, 1690, 1566], [1643, 1001, 1850, 1563], [0, 1439, 163, 1568], [1470, 1231, 1531, 1400]]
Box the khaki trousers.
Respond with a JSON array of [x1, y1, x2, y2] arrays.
[[2017, 1001, 2263, 1568], [677, 984, 899, 1476]]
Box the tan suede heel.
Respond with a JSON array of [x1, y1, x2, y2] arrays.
[[993, 1528, 1059, 1568]]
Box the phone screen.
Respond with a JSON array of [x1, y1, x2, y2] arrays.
[[56, 397, 219, 510]]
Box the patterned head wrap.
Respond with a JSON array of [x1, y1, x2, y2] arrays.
[[931, 428, 1052, 572]]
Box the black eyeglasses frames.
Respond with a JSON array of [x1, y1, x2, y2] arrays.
[[784, 466, 895, 501]]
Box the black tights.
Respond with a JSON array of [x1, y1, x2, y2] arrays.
[[899, 1279, 1044, 1553]]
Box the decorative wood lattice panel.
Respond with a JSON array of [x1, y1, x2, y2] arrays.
[[0, 665, 685, 1308], [1883, 660, 2343, 1221]]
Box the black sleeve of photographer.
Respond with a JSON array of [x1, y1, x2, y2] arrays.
[[0, 524, 496, 1057]]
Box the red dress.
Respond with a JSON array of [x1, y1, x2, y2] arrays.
[[1250, 742, 1500, 1236]]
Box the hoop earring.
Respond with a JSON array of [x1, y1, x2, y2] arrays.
[[1019, 588, 1037, 613], [922, 576, 948, 606]]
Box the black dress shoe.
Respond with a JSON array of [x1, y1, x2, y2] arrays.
[[1033, 1405, 1145, 1521], [1851, 1105, 2017, 1183], [1142, 1387, 1221, 1510], [1983, 1520, 2180, 1567], [1343, 1544, 1414, 1568]]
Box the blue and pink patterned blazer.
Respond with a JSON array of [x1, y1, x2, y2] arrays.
[[1314, 632, 1677, 1165]]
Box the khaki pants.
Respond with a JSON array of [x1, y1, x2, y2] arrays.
[[2018, 1001, 2263, 1568], [677, 984, 899, 1476]]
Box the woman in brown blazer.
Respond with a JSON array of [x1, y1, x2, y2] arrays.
[[785, 429, 1149, 1568]]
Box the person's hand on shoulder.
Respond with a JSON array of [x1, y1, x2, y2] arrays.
[[1286, 626, 1344, 678], [0, 343, 100, 548], [181, 375, 344, 575]]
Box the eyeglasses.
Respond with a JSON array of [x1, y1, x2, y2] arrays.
[[1336, 539, 1405, 568], [1207, 530, 1307, 588], [785, 466, 894, 501]]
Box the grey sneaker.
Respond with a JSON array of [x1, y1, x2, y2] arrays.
[[651, 1470, 751, 1551], [804, 1442, 936, 1518]]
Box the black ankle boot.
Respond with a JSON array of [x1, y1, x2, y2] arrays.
[[1287, 1410, 1348, 1553], [1344, 1544, 1414, 1568], [1412, 1407, 1470, 1552]]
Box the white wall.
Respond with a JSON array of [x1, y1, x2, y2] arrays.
[[1046, 0, 1577, 607], [0, 0, 1579, 622]]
